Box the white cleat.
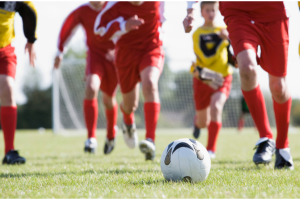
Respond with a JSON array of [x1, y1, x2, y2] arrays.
[[122, 121, 138, 148], [139, 138, 156, 161], [84, 138, 98, 154], [208, 150, 216, 159]]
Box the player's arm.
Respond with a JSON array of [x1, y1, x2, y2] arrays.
[[191, 63, 224, 90], [183, 1, 197, 33], [17, 1, 38, 67], [94, 2, 144, 43], [54, 8, 81, 69]]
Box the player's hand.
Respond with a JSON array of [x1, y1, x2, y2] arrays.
[[183, 9, 194, 33], [192, 63, 224, 90], [25, 42, 36, 67], [218, 28, 229, 40], [125, 15, 144, 31], [105, 49, 115, 62], [54, 56, 62, 69]]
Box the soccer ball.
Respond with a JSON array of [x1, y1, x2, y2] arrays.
[[160, 138, 211, 183]]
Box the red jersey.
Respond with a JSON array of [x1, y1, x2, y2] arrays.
[[57, 3, 114, 56], [94, 1, 163, 50], [219, 2, 291, 24]]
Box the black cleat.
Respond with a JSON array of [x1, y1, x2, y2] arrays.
[[253, 138, 275, 165], [275, 148, 294, 170], [193, 126, 201, 139], [2, 150, 26, 165], [104, 138, 115, 155]]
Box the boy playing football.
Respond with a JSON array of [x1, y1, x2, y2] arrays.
[[1, 1, 37, 164], [191, 1, 233, 159], [94, 1, 164, 160], [54, 1, 119, 155]]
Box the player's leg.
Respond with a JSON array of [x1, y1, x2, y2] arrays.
[[193, 77, 211, 139], [83, 74, 100, 153], [0, 75, 25, 164], [139, 66, 161, 160], [269, 75, 293, 169], [237, 49, 275, 165], [238, 113, 245, 131], [99, 60, 119, 155], [120, 84, 139, 148], [206, 92, 227, 159], [102, 92, 118, 154]]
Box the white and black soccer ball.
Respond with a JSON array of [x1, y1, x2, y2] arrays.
[[160, 138, 211, 183]]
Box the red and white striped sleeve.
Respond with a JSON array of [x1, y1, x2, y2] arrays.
[[57, 7, 81, 58], [94, 2, 127, 43]]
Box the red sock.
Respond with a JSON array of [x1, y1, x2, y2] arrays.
[[144, 102, 160, 142], [206, 121, 221, 152], [242, 85, 273, 139], [1, 106, 17, 154], [238, 118, 245, 131], [84, 99, 98, 139], [273, 97, 291, 149], [106, 103, 118, 140], [120, 105, 134, 125]]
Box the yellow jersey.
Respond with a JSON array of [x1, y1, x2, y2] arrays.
[[191, 26, 232, 77], [0, 1, 37, 48]]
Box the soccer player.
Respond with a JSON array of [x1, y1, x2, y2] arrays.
[[54, 1, 118, 155], [217, 2, 295, 169], [191, 1, 233, 159], [94, 2, 165, 160], [0, 1, 37, 164]]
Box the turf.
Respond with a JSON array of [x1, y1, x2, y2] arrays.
[[1, 128, 300, 198]]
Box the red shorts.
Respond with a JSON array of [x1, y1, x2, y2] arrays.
[[227, 18, 289, 77], [86, 50, 118, 97], [0, 45, 17, 79], [193, 75, 232, 110], [115, 45, 164, 93]]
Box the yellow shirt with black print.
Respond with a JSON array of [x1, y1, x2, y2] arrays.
[[0, 1, 37, 48], [191, 26, 232, 77]]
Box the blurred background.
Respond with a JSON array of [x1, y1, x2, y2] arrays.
[[6, 1, 300, 131]]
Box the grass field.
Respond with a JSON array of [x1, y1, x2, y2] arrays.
[[1, 128, 300, 198]]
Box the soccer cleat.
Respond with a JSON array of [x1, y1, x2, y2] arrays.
[[207, 150, 216, 159], [104, 138, 115, 155], [253, 137, 275, 165], [139, 138, 156, 161], [2, 150, 26, 165], [275, 148, 294, 170], [84, 137, 98, 153], [193, 126, 201, 139], [122, 121, 138, 148]]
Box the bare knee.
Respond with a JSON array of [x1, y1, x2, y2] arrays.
[[85, 75, 100, 99], [0, 76, 15, 106], [102, 94, 116, 110], [237, 50, 258, 90], [239, 62, 257, 84], [122, 102, 138, 113], [142, 79, 158, 98], [269, 78, 289, 103], [196, 119, 209, 129]]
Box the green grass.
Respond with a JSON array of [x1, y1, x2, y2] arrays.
[[1, 128, 300, 198]]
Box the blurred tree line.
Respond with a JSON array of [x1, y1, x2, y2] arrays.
[[5, 47, 300, 130]]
